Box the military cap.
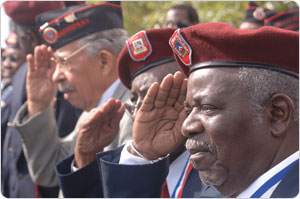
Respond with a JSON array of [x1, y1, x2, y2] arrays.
[[169, 22, 299, 78], [3, 1, 65, 25], [264, 7, 299, 31], [36, 2, 123, 51], [242, 1, 270, 25], [5, 32, 19, 48], [117, 28, 177, 89]]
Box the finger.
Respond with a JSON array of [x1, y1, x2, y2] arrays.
[[166, 72, 184, 106], [26, 54, 34, 74], [111, 103, 125, 128], [154, 74, 173, 108], [37, 45, 50, 68], [33, 46, 40, 70], [139, 82, 159, 112], [174, 78, 187, 112]]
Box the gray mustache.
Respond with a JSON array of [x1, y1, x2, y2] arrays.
[[58, 82, 75, 93], [185, 139, 214, 153]]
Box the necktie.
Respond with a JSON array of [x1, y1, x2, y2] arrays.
[[161, 181, 170, 198]]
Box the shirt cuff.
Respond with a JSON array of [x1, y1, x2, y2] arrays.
[[119, 140, 169, 165], [71, 159, 79, 172]]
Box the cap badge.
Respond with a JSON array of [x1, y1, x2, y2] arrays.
[[43, 27, 58, 44], [126, 30, 152, 61], [169, 29, 192, 66], [253, 7, 265, 21]]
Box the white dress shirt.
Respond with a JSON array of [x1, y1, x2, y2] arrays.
[[119, 140, 190, 196], [237, 151, 299, 198]]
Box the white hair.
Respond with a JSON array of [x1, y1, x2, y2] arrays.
[[237, 67, 298, 124], [77, 28, 128, 57]]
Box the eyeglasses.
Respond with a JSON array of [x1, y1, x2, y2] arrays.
[[50, 43, 90, 71], [124, 100, 143, 116]]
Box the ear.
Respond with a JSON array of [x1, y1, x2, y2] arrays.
[[266, 93, 295, 137], [98, 50, 117, 76]]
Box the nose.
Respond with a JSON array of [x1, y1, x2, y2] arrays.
[[181, 111, 204, 138], [52, 64, 65, 83]]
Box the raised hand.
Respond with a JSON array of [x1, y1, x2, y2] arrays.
[[132, 71, 187, 160], [26, 44, 57, 117], [75, 98, 125, 168]]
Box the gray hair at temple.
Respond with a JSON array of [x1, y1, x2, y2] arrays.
[[77, 28, 128, 58], [237, 67, 299, 125]]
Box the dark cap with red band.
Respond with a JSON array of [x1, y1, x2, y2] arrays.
[[242, 1, 270, 25], [36, 2, 123, 51], [169, 22, 299, 78], [264, 7, 299, 31], [3, 1, 65, 25], [117, 28, 177, 89]]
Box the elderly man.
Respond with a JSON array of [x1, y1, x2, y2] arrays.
[[13, 2, 132, 190], [129, 22, 298, 197], [1, 1, 82, 197], [60, 22, 298, 198], [55, 28, 223, 198]]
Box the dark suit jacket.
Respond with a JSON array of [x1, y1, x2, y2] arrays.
[[56, 146, 224, 198], [1, 63, 82, 197]]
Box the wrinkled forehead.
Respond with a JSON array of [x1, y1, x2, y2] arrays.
[[186, 67, 242, 99]]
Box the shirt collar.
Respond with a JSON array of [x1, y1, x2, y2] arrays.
[[97, 79, 120, 107], [237, 151, 299, 198]]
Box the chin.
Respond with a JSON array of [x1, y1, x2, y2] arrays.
[[196, 163, 228, 187]]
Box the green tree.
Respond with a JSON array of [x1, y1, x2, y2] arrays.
[[88, 1, 298, 36]]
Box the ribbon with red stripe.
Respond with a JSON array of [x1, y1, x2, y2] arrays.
[[171, 157, 193, 198]]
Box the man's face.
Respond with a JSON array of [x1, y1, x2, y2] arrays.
[[52, 40, 104, 111], [164, 8, 192, 28], [1, 47, 26, 82], [182, 67, 275, 196], [130, 61, 178, 120]]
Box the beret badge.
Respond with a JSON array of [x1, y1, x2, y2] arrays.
[[126, 30, 152, 61], [169, 29, 192, 66], [43, 27, 58, 44]]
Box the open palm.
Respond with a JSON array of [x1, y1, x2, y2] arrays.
[[132, 72, 187, 160], [26, 45, 57, 116]]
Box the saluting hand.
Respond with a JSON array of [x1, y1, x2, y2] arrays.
[[26, 44, 57, 117], [75, 98, 124, 168], [132, 71, 187, 160]]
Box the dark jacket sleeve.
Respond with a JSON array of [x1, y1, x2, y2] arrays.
[[56, 145, 170, 198], [97, 146, 169, 198], [56, 154, 103, 198]]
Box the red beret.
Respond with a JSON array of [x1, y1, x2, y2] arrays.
[[117, 28, 177, 89], [3, 1, 65, 24], [169, 22, 299, 78]]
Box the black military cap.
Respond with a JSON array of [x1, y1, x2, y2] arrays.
[[242, 1, 270, 25], [36, 2, 123, 51], [264, 7, 299, 31]]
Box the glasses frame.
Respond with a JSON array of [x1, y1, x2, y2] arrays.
[[50, 43, 90, 71]]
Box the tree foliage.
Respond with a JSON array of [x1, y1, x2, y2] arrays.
[[89, 1, 298, 36]]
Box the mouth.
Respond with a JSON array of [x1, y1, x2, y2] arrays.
[[58, 83, 75, 93], [185, 139, 217, 171]]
